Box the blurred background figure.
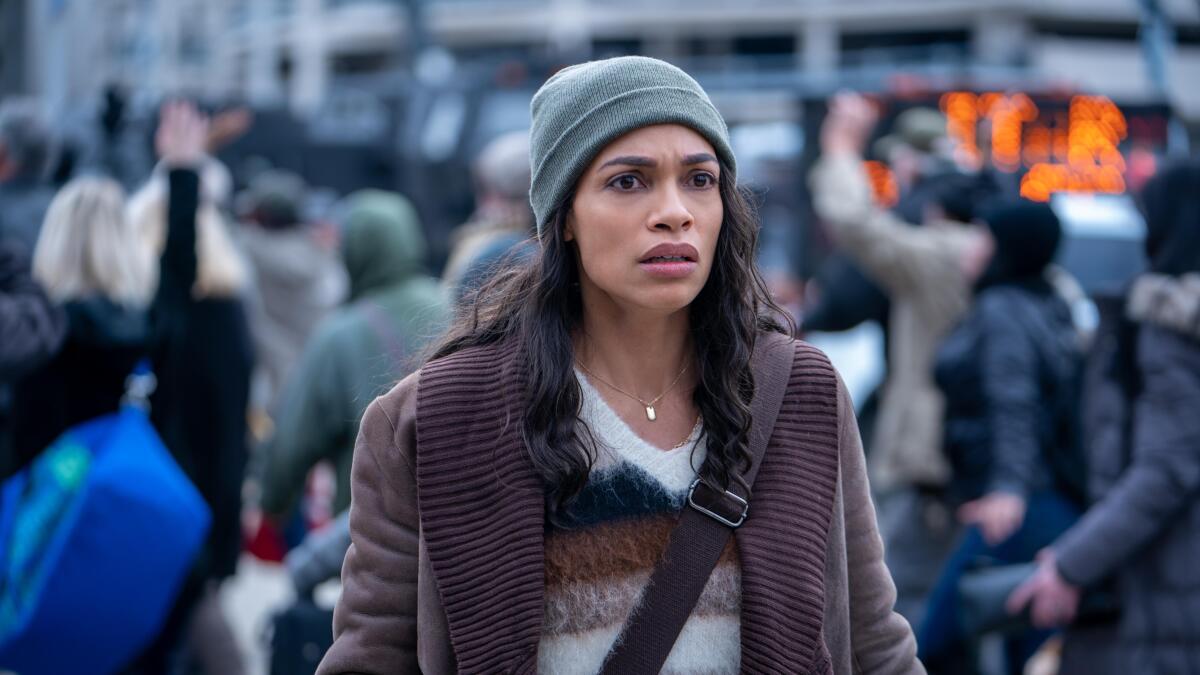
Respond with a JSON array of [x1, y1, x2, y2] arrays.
[[0, 239, 64, 479], [0, 101, 55, 254], [6, 178, 144, 479], [919, 201, 1086, 675], [235, 168, 347, 418], [1012, 160, 1200, 675], [253, 189, 447, 527], [873, 106, 960, 223], [810, 92, 997, 628], [800, 97, 972, 469], [122, 102, 255, 675], [442, 130, 534, 305]]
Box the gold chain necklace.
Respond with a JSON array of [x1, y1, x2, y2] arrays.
[[671, 416, 703, 450], [575, 359, 689, 422]]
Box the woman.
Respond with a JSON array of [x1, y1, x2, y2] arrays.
[[1010, 160, 1200, 674], [318, 56, 921, 675], [9, 176, 155, 472], [122, 102, 254, 674], [918, 201, 1084, 674]]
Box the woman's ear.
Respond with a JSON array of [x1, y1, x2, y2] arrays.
[[563, 211, 576, 242]]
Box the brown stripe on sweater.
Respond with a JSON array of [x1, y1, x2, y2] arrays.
[[545, 515, 739, 588], [543, 561, 741, 635]]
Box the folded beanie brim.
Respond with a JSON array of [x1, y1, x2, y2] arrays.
[[528, 56, 736, 236]]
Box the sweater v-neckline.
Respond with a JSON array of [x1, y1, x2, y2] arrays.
[[575, 367, 702, 456]]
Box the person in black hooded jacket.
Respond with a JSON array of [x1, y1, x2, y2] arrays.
[[918, 201, 1085, 675], [121, 100, 254, 675]]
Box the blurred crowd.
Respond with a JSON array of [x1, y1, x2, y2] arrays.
[[806, 93, 1200, 675], [0, 81, 1197, 675]]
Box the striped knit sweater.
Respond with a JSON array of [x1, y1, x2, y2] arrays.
[[537, 371, 740, 674]]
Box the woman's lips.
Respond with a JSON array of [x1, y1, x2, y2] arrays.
[[639, 259, 698, 278]]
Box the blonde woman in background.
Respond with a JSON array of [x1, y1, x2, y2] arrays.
[[127, 152, 248, 301], [9, 175, 156, 471], [120, 101, 254, 675]]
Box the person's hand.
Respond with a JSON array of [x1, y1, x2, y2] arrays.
[[1007, 549, 1082, 628], [820, 92, 879, 157], [155, 100, 210, 168], [958, 491, 1026, 545]]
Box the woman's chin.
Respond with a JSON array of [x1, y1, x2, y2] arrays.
[[622, 286, 703, 315]]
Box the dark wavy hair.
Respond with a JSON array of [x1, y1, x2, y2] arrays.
[[431, 165, 792, 526]]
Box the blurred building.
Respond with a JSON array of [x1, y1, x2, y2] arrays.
[[7, 0, 1199, 122]]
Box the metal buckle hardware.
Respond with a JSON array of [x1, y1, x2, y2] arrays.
[[687, 478, 749, 528]]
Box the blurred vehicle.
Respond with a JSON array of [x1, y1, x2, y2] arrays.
[[1051, 192, 1147, 297]]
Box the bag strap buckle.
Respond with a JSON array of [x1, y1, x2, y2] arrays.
[[687, 478, 749, 529]]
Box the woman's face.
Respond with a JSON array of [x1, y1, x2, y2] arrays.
[[565, 124, 723, 315]]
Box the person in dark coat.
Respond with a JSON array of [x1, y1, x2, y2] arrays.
[[0, 101, 56, 253], [918, 201, 1085, 674], [1010, 160, 1200, 675], [0, 241, 64, 382], [0, 237, 67, 476], [7, 177, 154, 479], [122, 101, 253, 675]]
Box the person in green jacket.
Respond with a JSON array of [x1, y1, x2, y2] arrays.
[[257, 189, 448, 519]]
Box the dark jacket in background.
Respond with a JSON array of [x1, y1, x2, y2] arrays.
[[9, 297, 147, 474], [151, 168, 254, 581], [0, 176, 55, 254], [0, 240, 65, 380], [935, 279, 1082, 504], [0, 239, 68, 478], [1056, 273, 1200, 673]]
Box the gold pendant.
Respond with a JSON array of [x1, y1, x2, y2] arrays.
[[645, 405, 657, 421]]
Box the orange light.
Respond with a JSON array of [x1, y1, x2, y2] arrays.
[[990, 94, 1039, 173], [1023, 126, 1051, 167], [938, 91, 1129, 201], [863, 160, 899, 208], [941, 92, 981, 166]]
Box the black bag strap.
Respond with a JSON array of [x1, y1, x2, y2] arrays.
[[600, 334, 795, 674]]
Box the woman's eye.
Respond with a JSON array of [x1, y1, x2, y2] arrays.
[[690, 173, 716, 188], [610, 174, 643, 191]]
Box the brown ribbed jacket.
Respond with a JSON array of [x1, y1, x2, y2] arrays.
[[318, 337, 922, 674]]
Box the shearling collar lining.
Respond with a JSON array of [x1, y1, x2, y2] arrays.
[[1128, 273, 1200, 340]]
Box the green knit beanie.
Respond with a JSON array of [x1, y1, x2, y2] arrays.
[[528, 56, 736, 236]]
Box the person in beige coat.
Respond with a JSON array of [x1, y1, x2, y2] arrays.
[[809, 94, 995, 627], [810, 93, 993, 493]]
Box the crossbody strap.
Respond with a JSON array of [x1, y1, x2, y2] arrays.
[[599, 333, 795, 674]]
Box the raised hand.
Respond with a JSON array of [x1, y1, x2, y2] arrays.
[[155, 100, 210, 168], [820, 91, 879, 157]]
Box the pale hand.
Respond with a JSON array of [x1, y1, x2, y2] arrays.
[[958, 491, 1026, 546], [156, 100, 210, 168], [1007, 549, 1082, 629], [819, 92, 879, 157]]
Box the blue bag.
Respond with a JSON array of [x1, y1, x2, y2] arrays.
[[0, 390, 211, 674]]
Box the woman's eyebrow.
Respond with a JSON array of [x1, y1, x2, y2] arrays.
[[683, 152, 718, 166], [598, 155, 656, 170], [597, 153, 717, 170]]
